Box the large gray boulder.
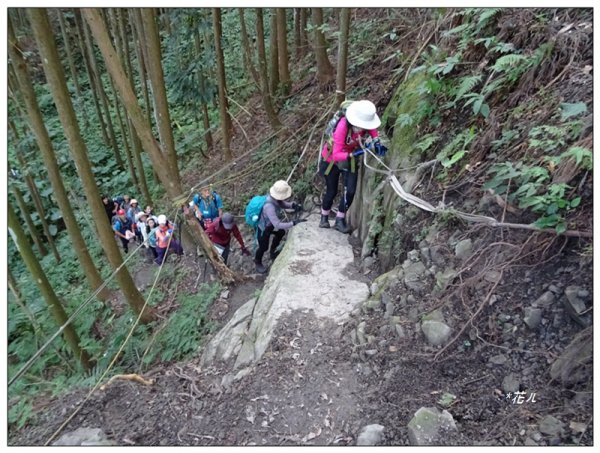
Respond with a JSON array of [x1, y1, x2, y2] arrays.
[[407, 407, 458, 445], [202, 216, 370, 369]]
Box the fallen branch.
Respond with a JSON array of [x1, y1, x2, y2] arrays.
[[100, 373, 154, 390]]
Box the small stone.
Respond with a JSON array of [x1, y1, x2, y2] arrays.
[[532, 431, 542, 442], [357, 424, 385, 445], [539, 415, 564, 436], [548, 285, 560, 294], [489, 354, 508, 366], [484, 270, 502, 283], [408, 307, 420, 322], [407, 249, 420, 262], [454, 239, 473, 260], [407, 407, 458, 445], [502, 373, 520, 393], [421, 320, 452, 346], [395, 324, 407, 338], [534, 291, 555, 308], [406, 294, 416, 305], [523, 307, 543, 329], [577, 289, 589, 299], [220, 290, 230, 299], [524, 438, 538, 446]]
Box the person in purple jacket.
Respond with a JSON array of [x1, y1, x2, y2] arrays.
[[319, 100, 387, 233], [254, 180, 305, 274]]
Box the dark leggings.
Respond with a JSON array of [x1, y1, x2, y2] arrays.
[[119, 236, 129, 253], [319, 160, 359, 213], [255, 225, 285, 262]]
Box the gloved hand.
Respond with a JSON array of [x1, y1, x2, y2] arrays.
[[241, 247, 251, 256], [374, 142, 388, 156], [292, 202, 303, 212], [293, 218, 307, 226], [167, 229, 173, 235], [351, 148, 365, 157]]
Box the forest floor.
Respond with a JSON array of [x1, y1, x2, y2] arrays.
[[8, 9, 593, 446]]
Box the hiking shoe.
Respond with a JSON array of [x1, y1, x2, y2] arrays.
[[255, 261, 267, 274], [334, 217, 351, 234], [319, 214, 331, 228]]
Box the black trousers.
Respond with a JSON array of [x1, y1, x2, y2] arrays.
[[119, 236, 129, 253], [319, 160, 359, 213], [255, 225, 285, 263]]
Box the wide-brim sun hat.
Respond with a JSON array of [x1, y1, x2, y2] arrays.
[[345, 100, 381, 130], [135, 212, 147, 222], [270, 180, 292, 201], [221, 212, 235, 230], [131, 199, 138, 205]]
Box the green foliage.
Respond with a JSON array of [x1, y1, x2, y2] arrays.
[[8, 399, 33, 429], [414, 133, 440, 153], [437, 127, 476, 168], [528, 121, 582, 152], [484, 161, 582, 232], [144, 283, 220, 364], [559, 102, 587, 121]]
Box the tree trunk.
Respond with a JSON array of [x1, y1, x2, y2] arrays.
[[255, 9, 282, 130], [300, 8, 309, 53], [29, 8, 154, 322], [212, 8, 233, 161], [276, 8, 291, 96], [57, 9, 88, 128], [73, 9, 110, 146], [82, 8, 238, 284], [8, 18, 110, 301], [8, 201, 92, 370], [11, 184, 48, 257], [140, 8, 180, 177], [335, 8, 351, 107], [16, 153, 62, 262], [294, 8, 302, 58], [81, 14, 124, 169], [201, 102, 213, 151], [268, 10, 279, 97], [311, 8, 334, 87], [238, 8, 260, 88], [130, 10, 153, 129]]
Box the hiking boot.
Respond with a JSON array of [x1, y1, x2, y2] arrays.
[[334, 217, 351, 234], [270, 250, 280, 260], [319, 214, 331, 228], [255, 260, 267, 274]]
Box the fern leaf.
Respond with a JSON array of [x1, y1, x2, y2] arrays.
[[492, 54, 526, 72], [454, 75, 482, 100]]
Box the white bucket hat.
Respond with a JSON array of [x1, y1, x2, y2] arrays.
[[345, 100, 381, 130], [269, 180, 292, 201], [157, 214, 167, 225]]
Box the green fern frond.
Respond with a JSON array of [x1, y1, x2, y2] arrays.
[[454, 75, 482, 100], [415, 133, 440, 152], [492, 54, 527, 72]]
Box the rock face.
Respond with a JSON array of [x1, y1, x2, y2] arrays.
[[549, 326, 592, 386], [52, 428, 115, 446], [201, 216, 370, 369], [407, 407, 458, 445]]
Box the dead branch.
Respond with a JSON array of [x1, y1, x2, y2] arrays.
[[100, 373, 154, 390]]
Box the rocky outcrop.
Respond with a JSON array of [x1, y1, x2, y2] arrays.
[[201, 216, 370, 369]]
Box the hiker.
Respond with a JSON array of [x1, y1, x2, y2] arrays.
[[205, 212, 251, 265], [253, 180, 305, 274], [114, 194, 131, 212], [319, 100, 387, 233], [136, 211, 156, 247], [127, 199, 143, 243], [112, 209, 135, 253], [102, 194, 118, 221], [145, 216, 159, 262], [154, 214, 184, 265], [190, 186, 223, 229], [144, 205, 154, 217]]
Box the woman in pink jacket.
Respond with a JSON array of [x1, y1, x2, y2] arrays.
[[319, 100, 385, 233]]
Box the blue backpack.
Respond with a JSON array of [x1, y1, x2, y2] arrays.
[[245, 195, 270, 228]]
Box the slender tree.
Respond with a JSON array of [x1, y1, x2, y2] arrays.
[[8, 268, 42, 343], [81, 14, 124, 168], [300, 8, 309, 52], [73, 9, 111, 148], [268, 10, 279, 97], [276, 8, 291, 96], [255, 9, 282, 130], [335, 8, 351, 106], [130, 9, 153, 128], [82, 8, 237, 283], [311, 8, 334, 87], [8, 201, 92, 370], [140, 8, 180, 176], [212, 8, 233, 161], [15, 152, 61, 262], [238, 9, 260, 88], [192, 26, 214, 152], [28, 8, 154, 322], [8, 18, 110, 301], [10, 184, 48, 257]]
